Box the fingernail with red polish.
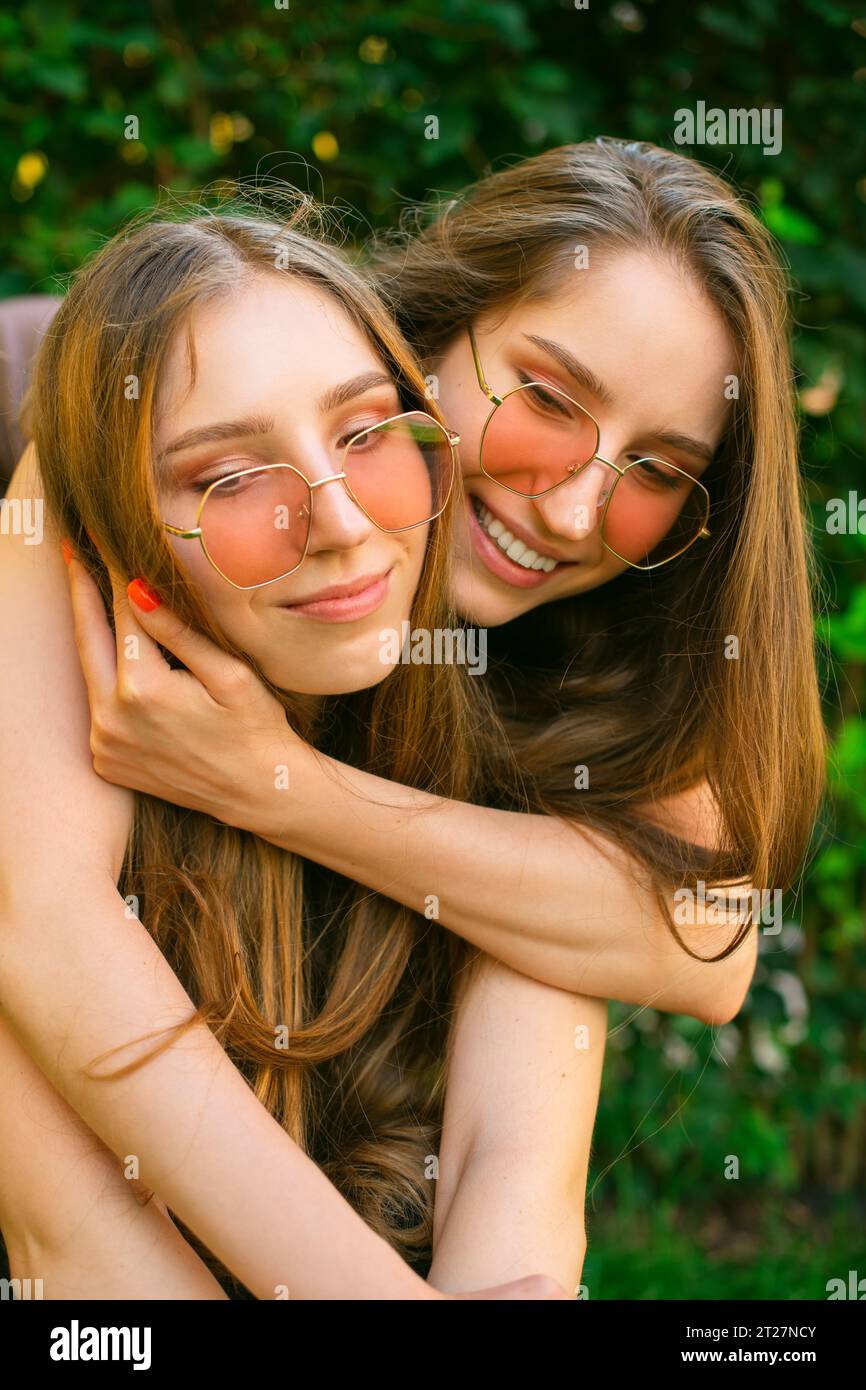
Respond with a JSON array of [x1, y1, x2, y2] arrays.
[[128, 578, 162, 611], [60, 538, 73, 566]]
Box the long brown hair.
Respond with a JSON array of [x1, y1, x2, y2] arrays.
[[372, 138, 827, 954], [29, 194, 485, 1276]]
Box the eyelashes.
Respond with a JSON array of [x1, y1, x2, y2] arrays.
[[516, 372, 575, 419], [188, 459, 258, 493], [184, 416, 395, 492]]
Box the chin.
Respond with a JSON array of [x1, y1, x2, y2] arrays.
[[454, 560, 624, 626], [453, 571, 546, 627], [261, 652, 398, 697]]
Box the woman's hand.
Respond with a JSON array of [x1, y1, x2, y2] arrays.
[[65, 553, 310, 834]]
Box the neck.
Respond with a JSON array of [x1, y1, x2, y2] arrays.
[[289, 691, 324, 729]]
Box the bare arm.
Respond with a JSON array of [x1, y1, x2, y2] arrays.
[[278, 765, 756, 1025], [429, 957, 606, 1293]]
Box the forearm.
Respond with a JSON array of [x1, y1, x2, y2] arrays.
[[428, 1152, 588, 1295], [5, 1183, 229, 1301], [250, 751, 754, 1023], [426, 959, 605, 1293], [0, 1013, 227, 1299], [0, 875, 434, 1301]]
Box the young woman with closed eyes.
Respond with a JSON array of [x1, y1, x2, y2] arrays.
[[0, 205, 602, 1300]]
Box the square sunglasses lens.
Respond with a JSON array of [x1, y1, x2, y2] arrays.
[[201, 466, 311, 586], [343, 413, 452, 528], [481, 385, 598, 496], [602, 461, 708, 567]]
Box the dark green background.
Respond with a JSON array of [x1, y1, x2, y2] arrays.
[[2, 0, 864, 1298]]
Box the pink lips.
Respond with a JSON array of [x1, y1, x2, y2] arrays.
[[279, 569, 392, 622], [466, 498, 576, 589]]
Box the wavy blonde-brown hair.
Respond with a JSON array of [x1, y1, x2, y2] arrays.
[[371, 138, 827, 956], [29, 195, 486, 1285]]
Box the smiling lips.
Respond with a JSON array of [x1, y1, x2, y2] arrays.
[[467, 495, 579, 588], [280, 569, 392, 622]]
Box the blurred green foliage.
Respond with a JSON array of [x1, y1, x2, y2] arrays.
[[1, 0, 864, 1296]]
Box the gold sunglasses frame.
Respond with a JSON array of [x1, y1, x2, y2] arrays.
[[162, 410, 460, 591], [467, 325, 711, 571]]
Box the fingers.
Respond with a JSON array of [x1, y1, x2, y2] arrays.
[[67, 540, 252, 708], [103, 562, 170, 691], [124, 575, 253, 706]]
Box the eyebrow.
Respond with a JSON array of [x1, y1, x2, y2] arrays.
[[522, 333, 717, 465], [160, 413, 274, 459], [318, 370, 395, 414], [523, 333, 614, 406], [159, 372, 396, 460]]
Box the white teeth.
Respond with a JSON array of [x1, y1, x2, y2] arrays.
[[471, 496, 559, 573]]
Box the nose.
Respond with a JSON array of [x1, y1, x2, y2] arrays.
[[302, 447, 375, 556], [533, 458, 615, 543]]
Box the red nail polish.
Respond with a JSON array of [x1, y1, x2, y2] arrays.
[[60, 538, 73, 566], [128, 578, 162, 611]]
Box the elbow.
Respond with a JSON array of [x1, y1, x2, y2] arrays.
[[697, 930, 759, 1027], [700, 993, 743, 1028]]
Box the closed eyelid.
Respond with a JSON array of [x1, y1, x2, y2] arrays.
[[160, 444, 281, 486], [517, 375, 580, 417], [509, 361, 599, 423]]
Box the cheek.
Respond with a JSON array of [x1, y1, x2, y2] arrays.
[[458, 435, 480, 480], [166, 534, 206, 581], [166, 535, 256, 641], [377, 527, 429, 625], [166, 535, 228, 606], [402, 523, 429, 590]]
